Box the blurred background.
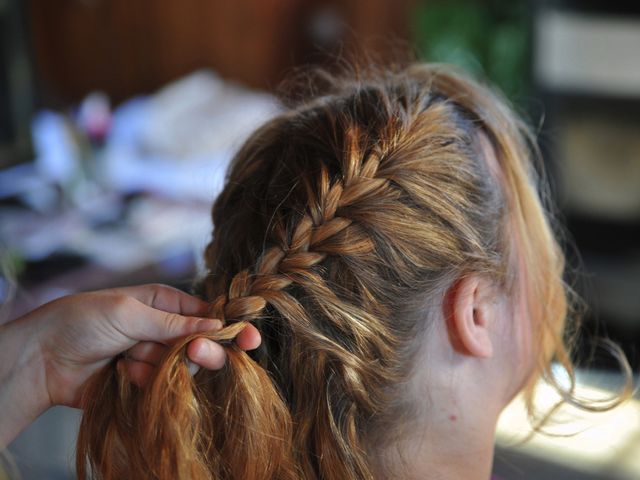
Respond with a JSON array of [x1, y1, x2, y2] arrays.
[[1, 0, 639, 478]]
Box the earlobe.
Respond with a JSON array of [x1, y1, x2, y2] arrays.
[[445, 277, 494, 358]]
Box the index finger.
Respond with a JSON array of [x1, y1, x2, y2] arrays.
[[114, 284, 210, 316]]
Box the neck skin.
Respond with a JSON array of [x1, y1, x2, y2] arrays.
[[391, 360, 502, 480], [378, 292, 529, 480]]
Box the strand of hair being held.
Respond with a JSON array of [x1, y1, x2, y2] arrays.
[[76, 319, 298, 480]]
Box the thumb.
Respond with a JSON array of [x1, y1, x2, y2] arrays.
[[121, 299, 222, 345]]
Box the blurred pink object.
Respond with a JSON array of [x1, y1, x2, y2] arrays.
[[77, 91, 111, 143]]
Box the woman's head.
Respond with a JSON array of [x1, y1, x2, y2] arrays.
[[77, 64, 573, 480], [204, 60, 566, 410]]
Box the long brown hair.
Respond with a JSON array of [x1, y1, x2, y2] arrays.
[[76, 63, 627, 479]]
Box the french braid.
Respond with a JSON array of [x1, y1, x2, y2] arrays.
[[76, 63, 598, 480], [209, 136, 388, 334]]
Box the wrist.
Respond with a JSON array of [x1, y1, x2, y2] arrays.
[[0, 311, 52, 448]]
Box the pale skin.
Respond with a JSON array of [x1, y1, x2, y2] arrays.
[[0, 283, 261, 449], [385, 271, 534, 480], [375, 135, 537, 480]]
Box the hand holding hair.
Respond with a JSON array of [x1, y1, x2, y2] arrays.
[[0, 283, 261, 449]]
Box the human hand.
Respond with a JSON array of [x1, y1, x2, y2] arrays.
[[0, 283, 260, 448], [30, 284, 261, 408]]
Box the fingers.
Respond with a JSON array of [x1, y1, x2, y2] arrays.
[[125, 322, 260, 373], [116, 284, 210, 316], [119, 340, 225, 388], [123, 337, 227, 371], [236, 323, 262, 350], [118, 358, 155, 388], [119, 324, 262, 388], [116, 297, 222, 345], [107, 284, 263, 351], [127, 341, 167, 366], [186, 338, 227, 370], [186, 324, 261, 370]]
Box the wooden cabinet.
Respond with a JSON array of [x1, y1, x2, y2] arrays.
[[27, 0, 412, 105]]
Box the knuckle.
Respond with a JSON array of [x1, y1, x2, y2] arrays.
[[110, 293, 134, 312], [164, 311, 187, 334], [149, 283, 168, 296], [150, 283, 175, 297]]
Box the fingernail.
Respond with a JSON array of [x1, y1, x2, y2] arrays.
[[197, 319, 222, 331], [187, 360, 200, 376]]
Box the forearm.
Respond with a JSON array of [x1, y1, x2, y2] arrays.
[[0, 313, 51, 449]]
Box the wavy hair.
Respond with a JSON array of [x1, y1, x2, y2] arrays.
[[76, 63, 629, 479]]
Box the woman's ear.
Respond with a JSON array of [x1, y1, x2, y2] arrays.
[[444, 276, 494, 358]]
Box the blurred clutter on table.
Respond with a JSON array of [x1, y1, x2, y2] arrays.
[[1, 70, 278, 318]]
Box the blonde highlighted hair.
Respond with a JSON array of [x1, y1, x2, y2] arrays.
[[77, 63, 629, 479]]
